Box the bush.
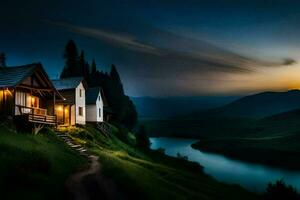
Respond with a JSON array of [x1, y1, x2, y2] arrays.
[[176, 153, 188, 160], [136, 125, 150, 149], [263, 180, 300, 200]]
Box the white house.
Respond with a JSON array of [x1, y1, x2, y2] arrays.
[[52, 77, 87, 126], [85, 87, 104, 123]]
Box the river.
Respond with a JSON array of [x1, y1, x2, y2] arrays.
[[150, 137, 300, 193]]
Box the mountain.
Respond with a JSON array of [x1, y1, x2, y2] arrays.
[[131, 96, 239, 119], [187, 90, 300, 119]]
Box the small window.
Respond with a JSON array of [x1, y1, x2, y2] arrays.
[[79, 89, 82, 97], [99, 108, 101, 117], [98, 95, 100, 101], [78, 107, 83, 116]]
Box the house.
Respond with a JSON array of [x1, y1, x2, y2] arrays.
[[52, 77, 87, 126], [85, 87, 104, 123], [0, 63, 63, 133]]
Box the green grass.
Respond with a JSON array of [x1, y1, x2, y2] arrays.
[[0, 126, 86, 200], [0, 122, 259, 199], [66, 124, 259, 200]]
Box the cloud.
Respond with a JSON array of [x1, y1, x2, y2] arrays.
[[45, 20, 162, 55], [44, 20, 299, 96], [46, 20, 296, 75], [282, 58, 296, 65]]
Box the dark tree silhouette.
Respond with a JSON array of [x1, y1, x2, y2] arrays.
[[59, 40, 138, 130], [110, 64, 122, 84], [136, 125, 150, 149], [79, 50, 90, 79], [0, 53, 6, 68], [264, 180, 300, 200], [61, 40, 80, 78], [91, 59, 97, 75]]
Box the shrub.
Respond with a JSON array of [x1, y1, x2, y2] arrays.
[[176, 153, 188, 160], [263, 180, 300, 200], [136, 125, 150, 149]]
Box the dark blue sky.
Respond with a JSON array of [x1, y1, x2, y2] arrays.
[[1, 0, 300, 96]]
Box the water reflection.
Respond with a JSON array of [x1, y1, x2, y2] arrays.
[[150, 137, 300, 192]]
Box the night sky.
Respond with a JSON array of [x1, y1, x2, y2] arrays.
[[1, 0, 300, 96]]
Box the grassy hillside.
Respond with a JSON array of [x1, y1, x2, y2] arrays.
[[0, 126, 86, 200], [0, 121, 260, 199], [60, 124, 258, 200]]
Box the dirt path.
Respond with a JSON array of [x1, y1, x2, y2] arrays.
[[65, 155, 118, 200]]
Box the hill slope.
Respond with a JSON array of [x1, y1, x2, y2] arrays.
[[131, 96, 239, 119], [187, 90, 300, 119], [0, 123, 258, 200]]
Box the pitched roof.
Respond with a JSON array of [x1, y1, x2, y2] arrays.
[[0, 63, 64, 99], [86, 87, 101, 104], [52, 77, 86, 90], [0, 63, 39, 88]]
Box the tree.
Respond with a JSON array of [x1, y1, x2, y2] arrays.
[[264, 180, 300, 200], [58, 40, 138, 131], [91, 59, 97, 75], [79, 50, 85, 73], [136, 125, 150, 149], [79, 50, 90, 79], [60, 40, 80, 78], [0, 53, 6, 68]]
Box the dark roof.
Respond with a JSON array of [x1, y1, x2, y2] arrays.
[[0, 63, 64, 100], [0, 63, 38, 88], [86, 87, 101, 104], [52, 77, 85, 90]]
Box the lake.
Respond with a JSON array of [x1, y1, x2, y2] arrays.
[[150, 137, 300, 193]]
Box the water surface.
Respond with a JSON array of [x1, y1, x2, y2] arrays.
[[150, 137, 300, 192]]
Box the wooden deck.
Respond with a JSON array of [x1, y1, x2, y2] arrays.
[[15, 105, 57, 125]]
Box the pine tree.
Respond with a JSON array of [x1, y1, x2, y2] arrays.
[[136, 125, 150, 149], [110, 64, 121, 84], [60, 40, 80, 78], [84, 62, 90, 79], [79, 50, 85, 74], [91, 59, 97, 75], [110, 64, 124, 94], [0, 53, 6, 68]]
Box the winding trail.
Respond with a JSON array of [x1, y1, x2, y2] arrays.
[[65, 155, 118, 200]]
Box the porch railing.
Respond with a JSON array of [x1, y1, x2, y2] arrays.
[[15, 105, 57, 125]]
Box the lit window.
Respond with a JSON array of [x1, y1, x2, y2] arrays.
[[79, 107, 83, 116]]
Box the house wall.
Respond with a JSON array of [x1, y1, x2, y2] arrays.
[[86, 105, 97, 122], [96, 92, 104, 122], [15, 91, 40, 115], [75, 82, 86, 124], [86, 91, 104, 122], [0, 89, 14, 115], [71, 104, 76, 125]]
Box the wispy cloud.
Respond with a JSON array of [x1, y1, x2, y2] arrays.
[[45, 20, 296, 76], [45, 20, 162, 55]]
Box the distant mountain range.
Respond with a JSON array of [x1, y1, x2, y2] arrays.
[[131, 96, 239, 119], [186, 90, 300, 119]]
